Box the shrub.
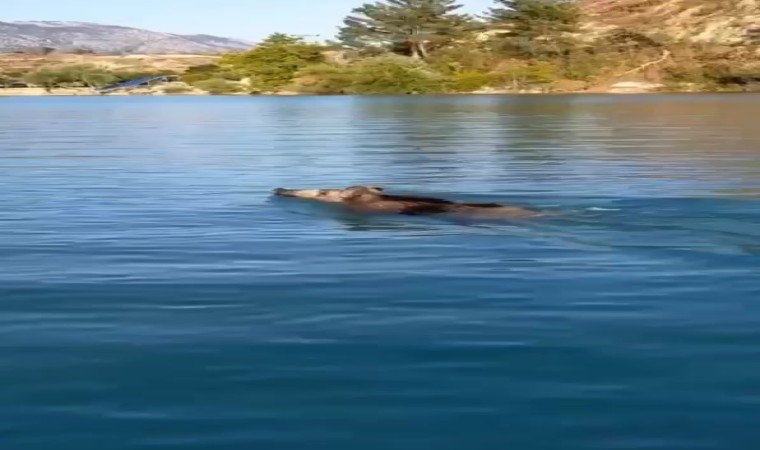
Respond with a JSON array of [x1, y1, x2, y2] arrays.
[[3, 71, 32, 89], [219, 33, 325, 92], [496, 61, 560, 90], [427, 44, 501, 74], [181, 64, 230, 84], [293, 63, 354, 94], [446, 70, 499, 92], [344, 56, 447, 94], [162, 84, 194, 94], [191, 78, 242, 95], [293, 56, 448, 95], [24, 64, 117, 89]]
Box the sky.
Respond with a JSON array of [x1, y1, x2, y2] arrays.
[[4, 0, 497, 42]]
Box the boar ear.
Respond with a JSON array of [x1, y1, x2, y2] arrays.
[[339, 189, 360, 199]]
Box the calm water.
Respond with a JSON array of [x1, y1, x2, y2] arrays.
[[1, 94, 760, 450]]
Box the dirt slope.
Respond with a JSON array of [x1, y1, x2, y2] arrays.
[[583, 0, 760, 45]]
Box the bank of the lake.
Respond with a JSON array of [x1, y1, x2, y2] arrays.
[[0, 82, 741, 96]]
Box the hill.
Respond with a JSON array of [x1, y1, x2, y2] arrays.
[[582, 0, 760, 45], [0, 21, 251, 54]]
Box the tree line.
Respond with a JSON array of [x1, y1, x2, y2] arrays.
[[202, 0, 593, 94], [191, 0, 758, 94], [5, 0, 758, 94]]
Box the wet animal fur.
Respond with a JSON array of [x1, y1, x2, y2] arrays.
[[273, 185, 541, 219]]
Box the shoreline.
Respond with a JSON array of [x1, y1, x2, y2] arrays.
[[1, 90, 753, 97], [0, 84, 755, 97]]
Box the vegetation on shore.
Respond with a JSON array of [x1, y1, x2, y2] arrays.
[[3, 0, 759, 95], [0, 64, 179, 91]]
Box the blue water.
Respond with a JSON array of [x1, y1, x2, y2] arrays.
[[1, 94, 760, 450]]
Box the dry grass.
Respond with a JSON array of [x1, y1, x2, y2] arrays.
[[582, 0, 760, 45], [0, 53, 219, 73]]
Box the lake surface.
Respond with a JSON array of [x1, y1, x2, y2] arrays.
[[1, 94, 760, 450]]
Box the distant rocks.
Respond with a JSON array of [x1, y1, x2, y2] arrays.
[[0, 21, 251, 55]]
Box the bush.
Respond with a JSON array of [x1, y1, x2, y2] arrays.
[[446, 70, 499, 92], [191, 78, 242, 95], [219, 33, 325, 92], [496, 61, 560, 90], [0, 72, 19, 88], [292, 56, 448, 95], [662, 60, 760, 91], [180, 64, 231, 84], [344, 56, 447, 94], [24, 64, 117, 89], [558, 49, 612, 81], [293, 63, 354, 94], [162, 84, 194, 94], [662, 64, 710, 85], [427, 44, 501, 74]]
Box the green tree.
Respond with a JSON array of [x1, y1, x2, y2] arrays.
[[24, 64, 117, 90], [486, 0, 581, 57], [180, 64, 227, 84], [338, 0, 476, 59], [348, 55, 447, 93], [0, 71, 25, 88], [294, 55, 448, 94], [487, 0, 580, 34], [23, 69, 60, 90], [219, 33, 325, 92]]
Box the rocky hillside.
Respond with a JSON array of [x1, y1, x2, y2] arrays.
[[0, 21, 251, 54], [583, 0, 760, 45]]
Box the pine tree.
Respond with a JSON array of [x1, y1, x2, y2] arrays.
[[486, 0, 581, 56], [218, 33, 325, 91], [487, 0, 580, 38], [338, 0, 475, 59]]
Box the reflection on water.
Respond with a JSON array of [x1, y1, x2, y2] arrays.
[[1, 94, 760, 450]]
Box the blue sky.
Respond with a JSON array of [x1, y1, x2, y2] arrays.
[[5, 0, 497, 42]]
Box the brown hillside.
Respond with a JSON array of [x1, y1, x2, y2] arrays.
[[583, 0, 760, 45]]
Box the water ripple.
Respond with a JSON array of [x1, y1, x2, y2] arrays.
[[1, 95, 760, 450]]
